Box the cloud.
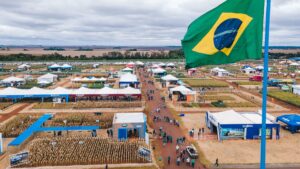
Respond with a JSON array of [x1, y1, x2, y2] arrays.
[[0, 0, 298, 46]]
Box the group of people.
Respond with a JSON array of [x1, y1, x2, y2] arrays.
[[189, 127, 206, 139], [171, 145, 196, 167]]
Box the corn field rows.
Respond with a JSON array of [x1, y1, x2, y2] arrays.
[[21, 137, 150, 167]]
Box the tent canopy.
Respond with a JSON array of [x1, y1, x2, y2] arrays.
[[1, 76, 25, 83], [113, 112, 146, 124], [161, 74, 178, 81], [169, 85, 196, 95], [277, 114, 300, 133], [119, 73, 138, 83]]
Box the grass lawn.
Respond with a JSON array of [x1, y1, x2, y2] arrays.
[[268, 90, 300, 107], [183, 79, 228, 87]]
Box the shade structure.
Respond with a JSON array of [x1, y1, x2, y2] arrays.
[[161, 74, 178, 81], [169, 85, 196, 95], [1, 76, 25, 83], [277, 114, 300, 133], [0, 86, 141, 99]]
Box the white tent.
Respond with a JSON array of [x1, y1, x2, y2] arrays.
[[169, 85, 196, 95], [166, 63, 175, 67], [18, 64, 31, 70], [161, 74, 178, 81], [135, 61, 144, 66], [120, 73, 138, 82], [37, 73, 58, 84], [152, 68, 166, 74]]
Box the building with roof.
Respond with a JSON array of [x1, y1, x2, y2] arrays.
[[242, 67, 256, 74], [0, 76, 26, 87], [119, 73, 139, 88], [206, 110, 280, 141], [169, 85, 196, 102], [161, 74, 178, 87], [151, 68, 167, 77], [17, 64, 31, 71], [211, 67, 230, 77], [112, 112, 147, 140], [37, 73, 58, 85], [126, 62, 135, 68], [292, 85, 300, 95], [121, 67, 134, 74], [48, 64, 73, 71], [187, 68, 197, 76]]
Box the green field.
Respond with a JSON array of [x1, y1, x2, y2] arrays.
[[234, 81, 262, 85], [268, 91, 300, 107], [183, 79, 229, 87]]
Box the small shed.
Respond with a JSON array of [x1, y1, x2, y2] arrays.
[[211, 67, 230, 77], [121, 67, 134, 74], [113, 113, 147, 140]]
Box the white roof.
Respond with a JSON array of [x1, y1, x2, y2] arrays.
[[169, 85, 196, 95], [72, 77, 107, 82], [152, 68, 166, 73], [211, 67, 228, 72], [292, 85, 300, 90], [243, 67, 255, 71], [158, 63, 166, 66], [127, 61, 135, 65], [49, 64, 60, 68], [290, 62, 300, 66], [119, 73, 138, 82], [38, 73, 58, 79], [161, 74, 178, 81], [1, 76, 25, 83], [135, 61, 144, 65], [0, 86, 141, 96], [167, 63, 175, 66], [61, 64, 72, 68], [113, 113, 146, 124], [18, 64, 31, 68], [122, 67, 133, 71], [208, 110, 274, 125], [37, 80, 51, 84]]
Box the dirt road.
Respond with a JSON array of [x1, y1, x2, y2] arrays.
[[139, 68, 205, 169]]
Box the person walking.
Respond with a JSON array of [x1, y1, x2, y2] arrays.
[[176, 157, 181, 166], [176, 144, 179, 153], [215, 158, 219, 167], [167, 156, 171, 165], [191, 159, 195, 168], [186, 157, 190, 166]]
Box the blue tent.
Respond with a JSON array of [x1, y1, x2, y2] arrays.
[[277, 114, 300, 133]]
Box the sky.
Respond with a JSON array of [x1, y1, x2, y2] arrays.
[[0, 0, 299, 46]]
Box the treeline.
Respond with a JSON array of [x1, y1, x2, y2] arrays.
[[268, 52, 300, 59], [0, 49, 184, 61]]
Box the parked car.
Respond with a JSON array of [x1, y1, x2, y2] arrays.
[[186, 144, 198, 159]]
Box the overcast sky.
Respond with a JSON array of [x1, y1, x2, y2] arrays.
[[0, 0, 299, 46]]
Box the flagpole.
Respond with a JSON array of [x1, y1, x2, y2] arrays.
[[260, 0, 271, 168]]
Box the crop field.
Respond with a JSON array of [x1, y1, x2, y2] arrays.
[[183, 79, 229, 87], [200, 95, 235, 101], [20, 137, 150, 167], [234, 81, 262, 85], [0, 102, 13, 110], [268, 91, 300, 107], [0, 113, 114, 137], [33, 101, 143, 109], [0, 114, 40, 137]]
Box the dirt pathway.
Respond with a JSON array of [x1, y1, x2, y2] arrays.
[[0, 103, 30, 123], [139, 68, 205, 169]]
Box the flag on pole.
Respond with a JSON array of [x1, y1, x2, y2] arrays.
[[182, 0, 264, 69]]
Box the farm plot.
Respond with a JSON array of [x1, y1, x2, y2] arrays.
[[0, 102, 13, 110], [0, 114, 40, 137], [268, 90, 300, 107], [21, 137, 150, 167], [183, 79, 229, 87]]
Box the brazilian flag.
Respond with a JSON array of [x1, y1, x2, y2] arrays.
[[182, 0, 264, 69]]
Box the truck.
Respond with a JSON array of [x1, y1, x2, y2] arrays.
[[268, 79, 296, 87], [249, 75, 263, 82]]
